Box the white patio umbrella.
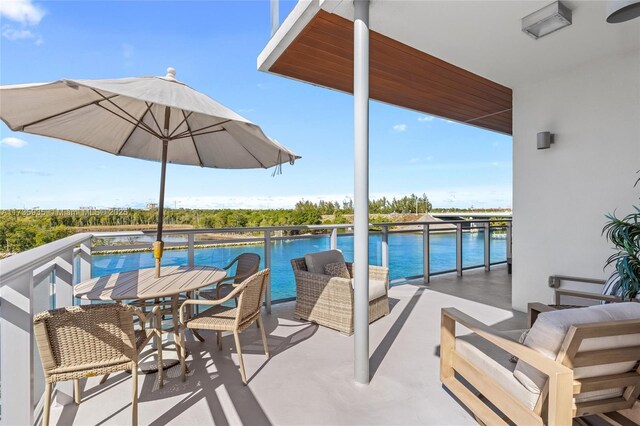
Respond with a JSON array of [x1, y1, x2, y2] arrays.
[[0, 67, 300, 277]]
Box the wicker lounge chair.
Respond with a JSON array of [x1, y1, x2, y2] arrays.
[[197, 252, 261, 302], [34, 304, 160, 426], [178, 269, 270, 384], [291, 250, 390, 335], [440, 302, 640, 425]]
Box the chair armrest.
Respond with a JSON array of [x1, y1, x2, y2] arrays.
[[554, 288, 621, 303], [368, 265, 389, 283], [132, 304, 162, 332], [293, 270, 352, 286], [180, 282, 247, 323], [344, 263, 389, 283], [441, 307, 572, 377]]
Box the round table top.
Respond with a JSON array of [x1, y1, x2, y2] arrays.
[[74, 265, 227, 301]]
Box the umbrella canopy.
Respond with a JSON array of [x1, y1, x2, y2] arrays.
[[0, 67, 300, 276], [0, 68, 299, 168]]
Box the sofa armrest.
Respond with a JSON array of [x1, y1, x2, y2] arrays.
[[441, 307, 572, 377]]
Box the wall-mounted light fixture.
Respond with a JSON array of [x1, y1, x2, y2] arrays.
[[537, 131, 555, 150], [522, 1, 572, 39], [607, 0, 640, 23]]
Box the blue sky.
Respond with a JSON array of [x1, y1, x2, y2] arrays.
[[0, 0, 512, 210]]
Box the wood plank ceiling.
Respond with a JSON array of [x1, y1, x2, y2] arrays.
[[270, 11, 512, 135]]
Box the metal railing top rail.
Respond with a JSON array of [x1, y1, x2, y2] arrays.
[[0, 232, 93, 286], [93, 219, 512, 238]]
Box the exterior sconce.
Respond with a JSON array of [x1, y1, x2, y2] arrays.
[[537, 132, 555, 150]]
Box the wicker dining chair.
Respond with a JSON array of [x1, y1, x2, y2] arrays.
[[178, 269, 270, 384], [197, 253, 261, 302], [33, 304, 160, 426]]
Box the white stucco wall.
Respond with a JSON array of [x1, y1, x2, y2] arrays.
[[512, 49, 640, 312]]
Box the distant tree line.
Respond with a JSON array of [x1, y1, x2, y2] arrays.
[[0, 194, 509, 253]]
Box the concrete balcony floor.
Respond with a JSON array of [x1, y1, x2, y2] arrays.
[[50, 265, 526, 425]]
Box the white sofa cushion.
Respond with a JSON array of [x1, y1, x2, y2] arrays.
[[514, 303, 640, 397], [349, 278, 387, 301], [304, 250, 345, 275], [457, 330, 540, 410]]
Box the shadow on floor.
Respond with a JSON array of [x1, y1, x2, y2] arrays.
[[59, 315, 317, 426]]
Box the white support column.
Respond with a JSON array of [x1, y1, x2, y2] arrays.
[[484, 222, 491, 271], [456, 223, 463, 276], [330, 228, 338, 250], [79, 238, 92, 305], [264, 231, 272, 314], [0, 272, 34, 426], [353, 0, 370, 385], [381, 226, 389, 268], [270, 0, 279, 37], [423, 224, 430, 284], [54, 250, 75, 404]]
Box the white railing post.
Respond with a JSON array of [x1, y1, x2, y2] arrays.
[[264, 230, 272, 314], [381, 226, 389, 268], [423, 224, 430, 284], [79, 238, 92, 305], [53, 249, 75, 404], [456, 223, 463, 276], [330, 228, 338, 250], [0, 271, 34, 426], [188, 233, 195, 267], [484, 222, 491, 271]]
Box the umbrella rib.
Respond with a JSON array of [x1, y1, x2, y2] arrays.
[[95, 103, 160, 139], [146, 102, 165, 137], [229, 127, 268, 169], [19, 94, 119, 131], [92, 89, 162, 138], [116, 102, 154, 155], [182, 110, 204, 167], [168, 111, 193, 138], [170, 119, 232, 140], [172, 128, 227, 139]]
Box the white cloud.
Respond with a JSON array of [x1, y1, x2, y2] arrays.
[[19, 168, 51, 176], [0, 0, 45, 25], [393, 124, 407, 132], [1, 137, 27, 148], [1, 26, 42, 43], [417, 115, 434, 122]]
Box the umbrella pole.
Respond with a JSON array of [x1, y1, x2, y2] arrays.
[[154, 138, 169, 278]]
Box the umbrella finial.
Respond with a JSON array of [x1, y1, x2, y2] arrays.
[[165, 67, 177, 80]]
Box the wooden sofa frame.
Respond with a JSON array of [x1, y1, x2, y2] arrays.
[[440, 307, 640, 426]]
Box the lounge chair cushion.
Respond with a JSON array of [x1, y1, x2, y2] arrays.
[[456, 330, 540, 410], [324, 262, 351, 279], [514, 303, 640, 396], [304, 250, 345, 275], [349, 278, 387, 301]]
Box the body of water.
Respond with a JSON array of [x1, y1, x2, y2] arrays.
[[92, 232, 507, 301]]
